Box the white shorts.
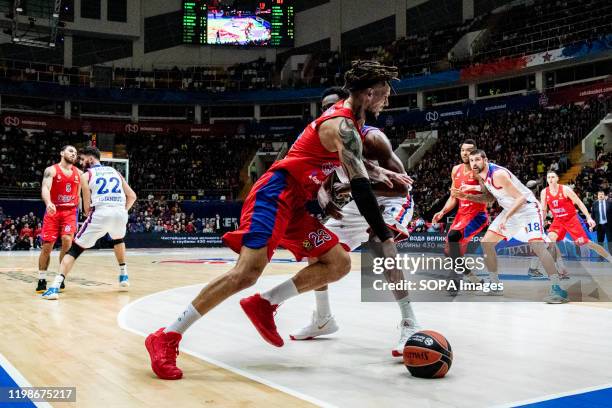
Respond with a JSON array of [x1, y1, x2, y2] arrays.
[[74, 206, 129, 249], [325, 196, 414, 251], [489, 202, 547, 242]]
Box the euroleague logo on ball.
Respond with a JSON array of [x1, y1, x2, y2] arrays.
[[403, 330, 453, 379]]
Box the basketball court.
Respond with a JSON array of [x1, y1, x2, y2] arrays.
[[1, 248, 611, 407]]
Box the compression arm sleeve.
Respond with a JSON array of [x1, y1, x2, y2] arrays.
[[350, 177, 392, 242]]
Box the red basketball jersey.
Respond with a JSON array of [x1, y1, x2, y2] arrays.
[[268, 100, 364, 200], [452, 164, 487, 215], [545, 185, 576, 219], [49, 164, 80, 208]]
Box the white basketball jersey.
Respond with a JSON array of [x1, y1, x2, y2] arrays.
[[483, 163, 536, 211], [87, 164, 126, 208]]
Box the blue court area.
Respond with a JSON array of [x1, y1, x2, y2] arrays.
[[516, 386, 612, 407], [0, 359, 35, 408]]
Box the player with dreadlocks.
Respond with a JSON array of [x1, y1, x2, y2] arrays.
[[145, 61, 413, 380], [287, 85, 420, 358]]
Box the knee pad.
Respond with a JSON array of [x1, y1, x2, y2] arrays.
[[110, 238, 124, 246], [67, 244, 85, 260], [447, 229, 463, 243]]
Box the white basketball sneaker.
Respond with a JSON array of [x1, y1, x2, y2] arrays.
[[391, 318, 421, 357], [289, 312, 339, 340], [119, 275, 130, 291]]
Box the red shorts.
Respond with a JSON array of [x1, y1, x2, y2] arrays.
[[549, 216, 589, 246], [41, 206, 78, 243], [445, 211, 489, 256], [223, 170, 339, 261]]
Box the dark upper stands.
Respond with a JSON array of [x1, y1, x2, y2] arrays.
[[471, 0, 612, 63]]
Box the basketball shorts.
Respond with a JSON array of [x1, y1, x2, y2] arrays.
[[446, 211, 488, 256], [223, 170, 339, 261], [325, 196, 413, 252], [41, 206, 78, 243], [74, 206, 128, 249], [549, 215, 589, 246], [489, 202, 547, 242]]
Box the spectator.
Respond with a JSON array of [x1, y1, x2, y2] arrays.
[[537, 160, 545, 176], [18, 223, 34, 249], [592, 190, 612, 248]]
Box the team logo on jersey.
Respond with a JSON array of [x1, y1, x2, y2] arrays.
[[321, 162, 338, 176], [302, 239, 313, 251], [553, 200, 559, 207], [66, 184, 71, 193], [308, 173, 323, 185]]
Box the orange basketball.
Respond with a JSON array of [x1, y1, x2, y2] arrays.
[[403, 330, 453, 378]]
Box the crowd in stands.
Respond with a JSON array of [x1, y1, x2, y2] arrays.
[[0, 127, 269, 199], [125, 132, 260, 197], [407, 96, 611, 218], [1, 94, 610, 249], [127, 199, 229, 234], [0, 199, 233, 250], [0, 209, 42, 251], [0, 127, 87, 190], [573, 151, 612, 209]]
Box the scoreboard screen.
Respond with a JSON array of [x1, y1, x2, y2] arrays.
[[182, 0, 294, 47]]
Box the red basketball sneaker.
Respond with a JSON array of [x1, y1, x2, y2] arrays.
[[145, 328, 183, 380], [240, 294, 284, 347]]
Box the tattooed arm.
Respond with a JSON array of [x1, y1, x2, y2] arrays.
[[41, 166, 57, 215], [319, 117, 392, 243]]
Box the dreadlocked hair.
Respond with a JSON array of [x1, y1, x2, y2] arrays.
[[344, 60, 399, 92]]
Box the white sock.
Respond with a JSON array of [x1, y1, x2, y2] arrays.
[[165, 303, 201, 335], [489, 271, 500, 283], [261, 279, 299, 306], [550, 274, 560, 286], [51, 274, 64, 289], [38, 271, 46, 280], [119, 263, 128, 276], [315, 290, 331, 318], [397, 295, 417, 322], [529, 258, 539, 269]]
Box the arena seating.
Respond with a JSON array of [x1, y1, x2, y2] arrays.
[[471, 0, 612, 64], [0, 209, 41, 251], [0, 128, 267, 199], [573, 151, 612, 208], [407, 96, 611, 217], [127, 199, 222, 235], [0, 198, 226, 250], [1, 0, 608, 93]]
